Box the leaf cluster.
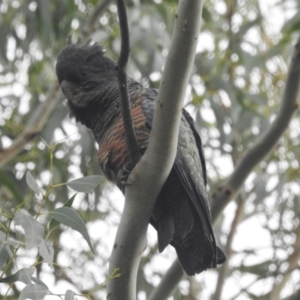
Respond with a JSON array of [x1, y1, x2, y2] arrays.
[[0, 143, 105, 299]]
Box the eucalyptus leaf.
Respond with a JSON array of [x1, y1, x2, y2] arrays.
[[26, 171, 40, 195], [49, 207, 95, 254], [38, 239, 54, 267], [0, 267, 34, 284], [66, 175, 102, 193], [65, 289, 75, 300], [15, 211, 44, 249], [48, 193, 77, 234], [19, 283, 48, 300], [5, 238, 24, 247], [0, 231, 5, 241], [0, 231, 24, 247], [0, 245, 10, 269], [30, 277, 49, 289]]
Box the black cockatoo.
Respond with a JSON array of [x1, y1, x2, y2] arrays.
[[56, 39, 226, 276]]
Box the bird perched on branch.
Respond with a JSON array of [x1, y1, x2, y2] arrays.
[[56, 38, 225, 275]]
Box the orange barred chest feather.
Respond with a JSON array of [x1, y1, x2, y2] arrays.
[[97, 98, 150, 180]]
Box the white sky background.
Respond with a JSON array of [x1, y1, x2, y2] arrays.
[[1, 0, 299, 299]]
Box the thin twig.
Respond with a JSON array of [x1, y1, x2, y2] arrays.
[[213, 195, 245, 300], [116, 0, 141, 167]]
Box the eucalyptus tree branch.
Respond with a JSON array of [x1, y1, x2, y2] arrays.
[[213, 195, 245, 300], [106, 0, 204, 299], [148, 258, 184, 300], [116, 0, 140, 167], [211, 36, 300, 222], [148, 259, 184, 300], [0, 1, 111, 168]]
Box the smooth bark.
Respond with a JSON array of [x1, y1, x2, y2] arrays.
[[106, 1, 204, 299]]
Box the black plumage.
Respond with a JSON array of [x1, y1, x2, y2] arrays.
[[56, 40, 226, 275]]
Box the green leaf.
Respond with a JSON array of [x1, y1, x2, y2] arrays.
[[0, 245, 12, 269], [0, 245, 3, 261], [15, 211, 44, 249], [0, 231, 5, 242], [49, 207, 95, 254], [26, 171, 40, 195], [4, 238, 24, 247], [48, 193, 77, 234], [19, 283, 48, 300], [65, 290, 75, 300], [30, 277, 48, 289], [38, 239, 54, 267], [0, 230, 24, 247], [66, 175, 102, 193], [0, 267, 34, 284]]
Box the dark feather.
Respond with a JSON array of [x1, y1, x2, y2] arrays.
[[56, 40, 226, 275]]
